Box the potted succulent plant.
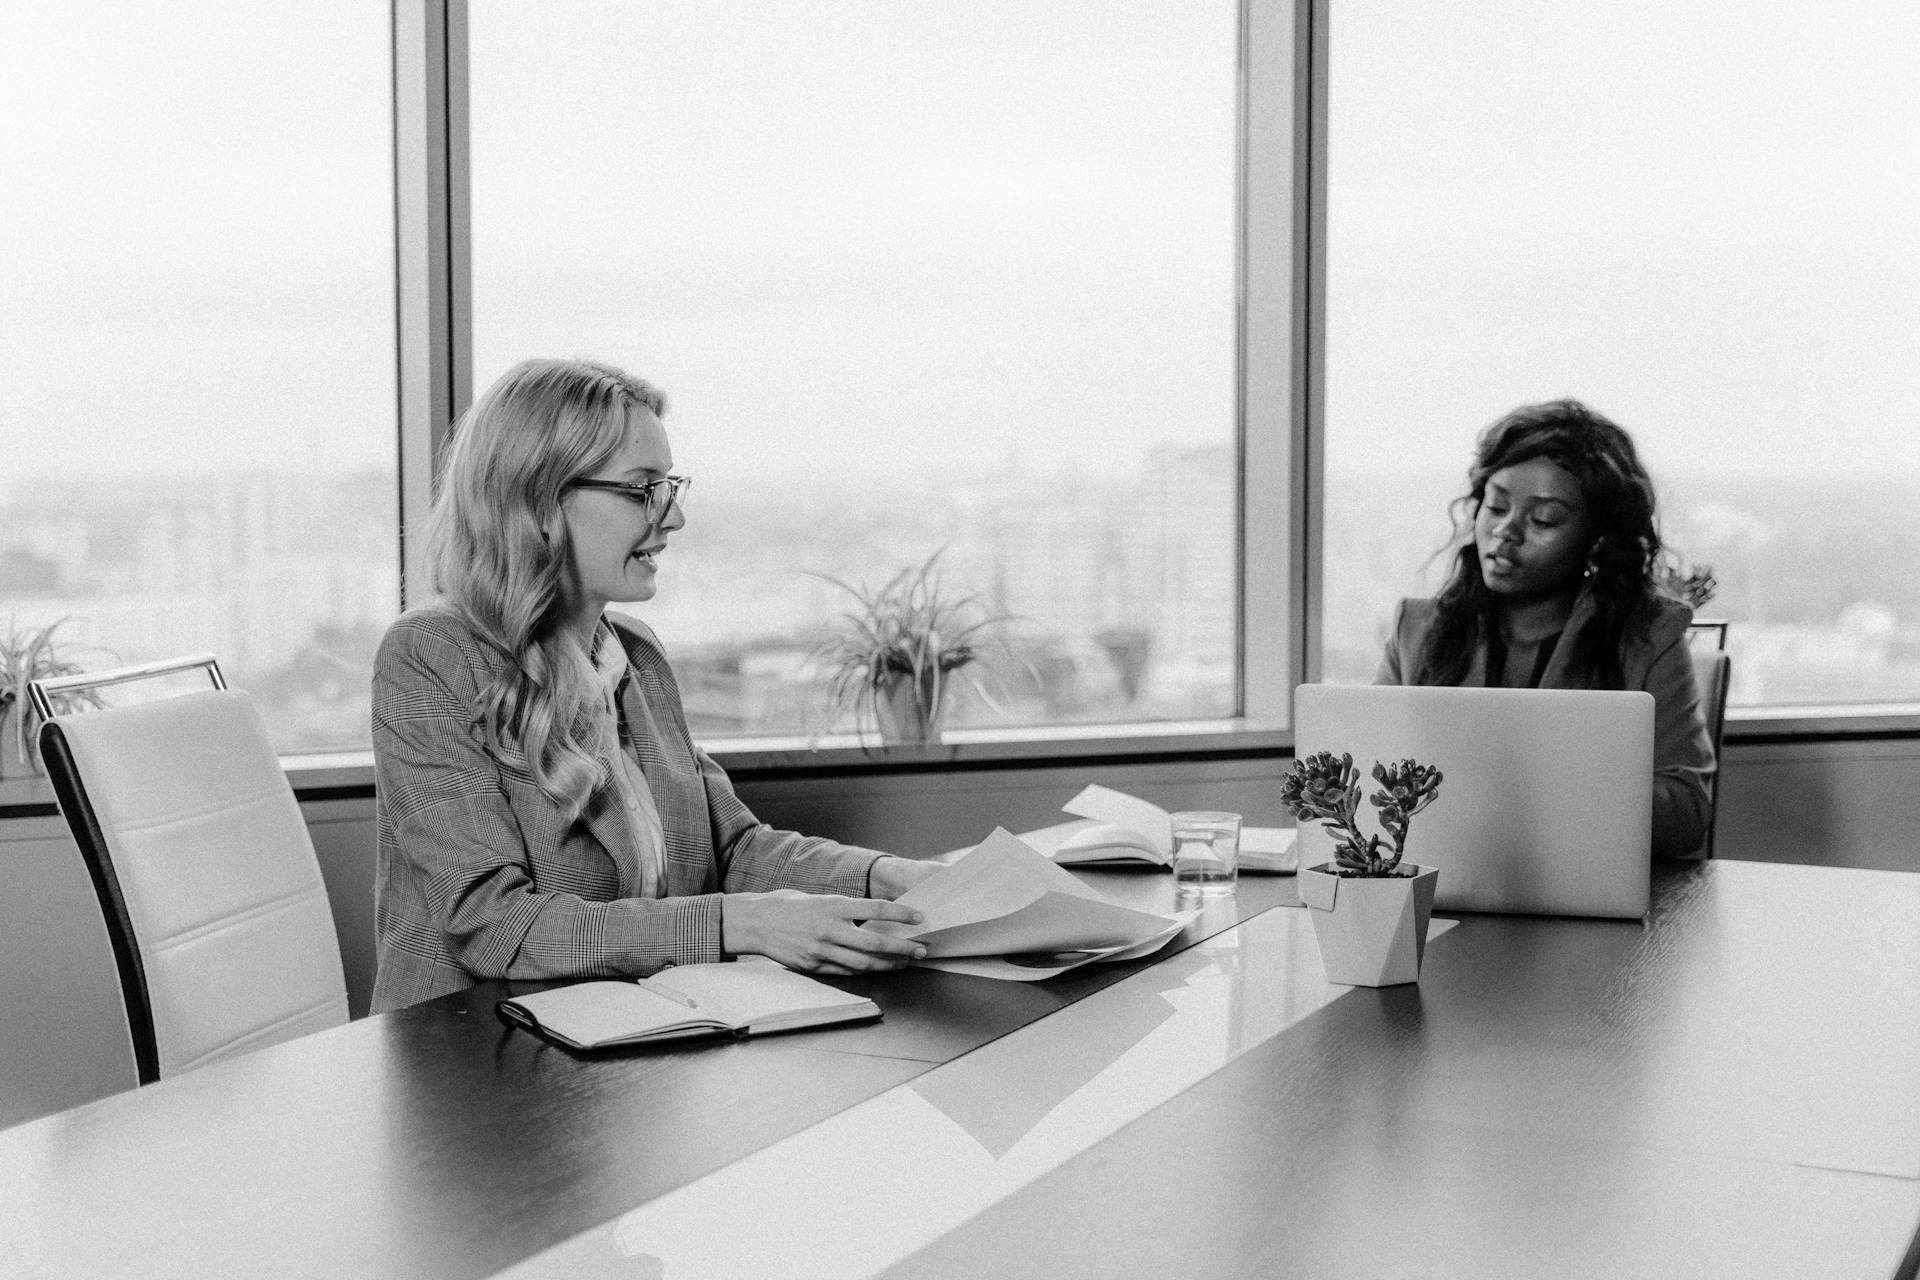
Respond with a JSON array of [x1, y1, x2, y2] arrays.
[[1280, 750, 1444, 986], [0, 618, 103, 780], [808, 551, 1011, 746]]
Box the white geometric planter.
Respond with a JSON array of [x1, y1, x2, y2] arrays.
[[1298, 862, 1439, 987]]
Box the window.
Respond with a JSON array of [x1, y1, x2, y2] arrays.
[[468, 0, 1242, 739], [0, 2, 399, 752], [17, 1, 1909, 775], [1322, 0, 1920, 707]]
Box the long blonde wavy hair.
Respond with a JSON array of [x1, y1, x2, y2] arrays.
[[426, 357, 668, 819]]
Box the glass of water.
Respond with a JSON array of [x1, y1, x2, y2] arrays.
[[1170, 810, 1241, 903]]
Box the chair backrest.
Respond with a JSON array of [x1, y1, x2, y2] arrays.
[[1686, 619, 1730, 653], [33, 663, 347, 1083], [1689, 649, 1731, 859]]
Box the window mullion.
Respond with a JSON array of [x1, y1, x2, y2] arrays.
[[392, 0, 471, 608]]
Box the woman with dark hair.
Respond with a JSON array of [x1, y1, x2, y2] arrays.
[[1375, 399, 1715, 857], [369, 357, 940, 1012]]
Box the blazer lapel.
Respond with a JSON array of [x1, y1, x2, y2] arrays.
[[578, 757, 644, 898], [612, 628, 718, 897], [1538, 590, 1602, 690]]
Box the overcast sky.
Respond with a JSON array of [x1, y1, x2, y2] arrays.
[[3, 1, 1914, 489], [1326, 0, 1920, 483]]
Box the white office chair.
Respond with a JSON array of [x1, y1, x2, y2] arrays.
[[30, 656, 348, 1084]]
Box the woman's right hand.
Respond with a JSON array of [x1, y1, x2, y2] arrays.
[[720, 890, 928, 974]]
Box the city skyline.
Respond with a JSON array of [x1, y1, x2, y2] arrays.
[[7, 454, 1920, 755]]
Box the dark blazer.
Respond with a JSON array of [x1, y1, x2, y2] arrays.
[[1376, 592, 1715, 859], [370, 606, 881, 1013]]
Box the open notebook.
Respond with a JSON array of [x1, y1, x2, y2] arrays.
[[495, 961, 879, 1050], [1020, 785, 1298, 873]]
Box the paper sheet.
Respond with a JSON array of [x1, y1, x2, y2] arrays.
[[913, 911, 1196, 982], [874, 828, 1193, 980]]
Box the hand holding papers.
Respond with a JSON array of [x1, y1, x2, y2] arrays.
[[869, 828, 1196, 981], [1023, 784, 1298, 873]]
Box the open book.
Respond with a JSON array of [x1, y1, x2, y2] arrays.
[[1021, 784, 1299, 873], [869, 828, 1196, 981], [495, 960, 879, 1050]]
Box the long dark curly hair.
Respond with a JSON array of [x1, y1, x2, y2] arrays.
[[1413, 399, 1672, 688]]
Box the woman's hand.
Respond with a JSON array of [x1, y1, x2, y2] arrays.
[[721, 890, 927, 974], [868, 854, 945, 900]]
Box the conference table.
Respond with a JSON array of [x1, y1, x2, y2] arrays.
[[2, 858, 1917, 1278]]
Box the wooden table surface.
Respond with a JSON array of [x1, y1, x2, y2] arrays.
[[881, 860, 1920, 1280], [0, 866, 1274, 1279], [1, 861, 1915, 1280]]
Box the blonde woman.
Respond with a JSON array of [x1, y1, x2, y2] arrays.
[[370, 358, 938, 1012]]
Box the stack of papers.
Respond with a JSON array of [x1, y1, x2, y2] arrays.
[[869, 828, 1197, 981]]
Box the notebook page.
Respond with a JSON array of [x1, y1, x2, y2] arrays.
[[513, 981, 712, 1046], [645, 962, 874, 1032]]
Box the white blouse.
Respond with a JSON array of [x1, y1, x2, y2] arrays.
[[592, 622, 667, 899]]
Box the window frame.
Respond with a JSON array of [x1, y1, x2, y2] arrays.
[[0, 0, 1907, 824], [393, 0, 1306, 760], [390, 0, 1911, 774]]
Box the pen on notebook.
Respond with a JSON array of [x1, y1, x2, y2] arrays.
[[645, 979, 698, 1009]]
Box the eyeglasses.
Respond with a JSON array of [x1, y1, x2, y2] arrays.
[[569, 474, 692, 521]]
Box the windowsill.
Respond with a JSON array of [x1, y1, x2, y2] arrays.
[[1723, 704, 1920, 743], [6, 704, 1919, 819], [703, 718, 1292, 779], [0, 718, 1292, 818], [0, 774, 58, 818], [281, 718, 1296, 784]]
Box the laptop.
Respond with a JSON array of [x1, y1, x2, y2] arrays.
[[1292, 683, 1653, 919]]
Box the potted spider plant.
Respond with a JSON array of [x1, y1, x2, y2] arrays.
[[809, 551, 1010, 746], [1281, 751, 1444, 986], [0, 618, 102, 779]]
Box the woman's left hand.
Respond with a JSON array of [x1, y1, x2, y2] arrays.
[[868, 855, 945, 900]]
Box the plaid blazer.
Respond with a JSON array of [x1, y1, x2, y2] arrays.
[[370, 606, 881, 1013]]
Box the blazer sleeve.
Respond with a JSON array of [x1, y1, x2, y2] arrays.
[[373, 619, 727, 986], [696, 745, 884, 896], [1642, 629, 1715, 859]]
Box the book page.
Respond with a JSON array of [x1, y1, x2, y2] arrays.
[[1050, 821, 1166, 865], [1061, 784, 1174, 855], [1013, 819, 1107, 858]]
